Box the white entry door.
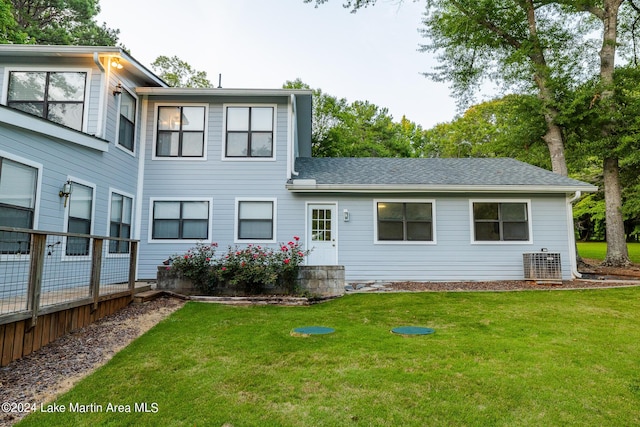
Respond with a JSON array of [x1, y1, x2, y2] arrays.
[[306, 203, 338, 265]]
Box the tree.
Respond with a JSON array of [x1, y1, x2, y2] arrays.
[[306, 0, 637, 266], [284, 79, 427, 157], [151, 55, 213, 88], [7, 0, 119, 45], [1, 0, 28, 43]]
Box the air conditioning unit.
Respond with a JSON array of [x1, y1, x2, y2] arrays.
[[523, 252, 562, 284]]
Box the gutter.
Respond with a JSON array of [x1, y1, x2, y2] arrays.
[[285, 182, 598, 194], [567, 191, 583, 279]]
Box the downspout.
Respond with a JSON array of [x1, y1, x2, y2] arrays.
[[567, 191, 582, 278], [290, 94, 299, 177], [93, 52, 107, 139], [133, 95, 149, 280]]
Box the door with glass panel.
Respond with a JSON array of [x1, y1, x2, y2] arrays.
[[306, 203, 337, 265]]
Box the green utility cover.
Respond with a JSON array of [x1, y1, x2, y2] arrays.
[[391, 326, 435, 336]]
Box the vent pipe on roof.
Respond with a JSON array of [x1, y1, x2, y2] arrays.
[[218, 74, 222, 88]]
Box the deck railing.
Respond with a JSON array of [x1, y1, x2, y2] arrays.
[[0, 226, 138, 326]]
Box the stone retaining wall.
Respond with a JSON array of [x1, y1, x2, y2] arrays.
[[156, 265, 345, 297], [296, 266, 345, 296]]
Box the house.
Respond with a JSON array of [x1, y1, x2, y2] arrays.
[[0, 45, 597, 285]]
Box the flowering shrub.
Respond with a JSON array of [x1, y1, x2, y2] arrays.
[[168, 242, 219, 293], [168, 237, 309, 295]]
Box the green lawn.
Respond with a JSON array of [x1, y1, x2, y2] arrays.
[[577, 241, 640, 263], [19, 290, 640, 426]]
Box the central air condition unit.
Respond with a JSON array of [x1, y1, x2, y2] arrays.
[[523, 252, 562, 284]]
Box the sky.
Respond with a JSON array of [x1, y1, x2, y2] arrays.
[[97, 0, 460, 129]]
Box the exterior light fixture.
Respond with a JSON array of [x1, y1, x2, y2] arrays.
[[113, 82, 123, 96], [110, 57, 123, 69], [59, 180, 73, 207]]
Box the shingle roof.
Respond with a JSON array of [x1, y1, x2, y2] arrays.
[[290, 157, 597, 193]]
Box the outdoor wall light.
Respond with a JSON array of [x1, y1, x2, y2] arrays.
[[110, 57, 123, 69], [113, 82, 123, 96], [343, 209, 350, 222], [59, 180, 73, 207]]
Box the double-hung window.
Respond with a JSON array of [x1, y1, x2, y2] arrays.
[[472, 201, 530, 242], [109, 193, 133, 254], [7, 71, 87, 131], [0, 158, 38, 254], [118, 91, 136, 152], [66, 182, 93, 256], [237, 200, 275, 240], [376, 201, 434, 242], [225, 106, 274, 158], [156, 106, 206, 157], [152, 200, 209, 240]]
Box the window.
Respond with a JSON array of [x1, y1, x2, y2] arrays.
[[237, 200, 274, 240], [473, 202, 529, 241], [152, 201, 209, 240], [377, 202, 433, 242], [118, 91, 136, 151], [156, 106, 206, 157], [0, 158, 38, 254], [109, 193, 132, 254], [7, 71, 87, 131], [225, 106, 274, 158], [66, 182, 93, 256]]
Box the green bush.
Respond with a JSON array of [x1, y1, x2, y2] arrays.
[[169, 237, 309, 295]]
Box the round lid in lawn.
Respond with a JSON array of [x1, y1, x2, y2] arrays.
[[391, 326, 435, 336], [291, 326, 335, 336]]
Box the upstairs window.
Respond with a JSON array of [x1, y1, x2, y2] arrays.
[[376, 202, 433, 242], [118, 91, 136, 152], [0, 158, 38, 254], [156, 106, 206, 157], [225, 106, 274, 158], [473, 202, 530, 242], [109, 193, 132, 254], [7, 71, 87, 131]]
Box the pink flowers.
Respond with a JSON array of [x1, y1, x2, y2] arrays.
[[294, 236, 300, 241], [284, 258, 290, 264]]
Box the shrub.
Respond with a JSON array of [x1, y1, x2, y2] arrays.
[[168, 242, 220, 293], [169, 237, 309, 295]]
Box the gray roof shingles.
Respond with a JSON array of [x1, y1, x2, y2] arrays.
[[292, 157, 595, 189]]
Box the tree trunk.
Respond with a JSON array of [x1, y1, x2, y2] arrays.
[[598, 0, 630, 266], [541, 119, 568, 176], [603, 157, 630, 265]]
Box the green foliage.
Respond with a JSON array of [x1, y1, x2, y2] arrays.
[[7, 0, 119, 45], [169, 237, 309, 295], [151, 55, 213, 88], [168, 242, 220, 293], [283, 79, 429, 158], [0, 0, 28, 43]]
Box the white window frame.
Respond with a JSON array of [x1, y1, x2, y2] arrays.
[[373, 199, 437, 245], [106, 188, 135, 258], [151, 103, 209, 161], [115, 86, 137, 157], [62, 177, 96, 261], [469, 199, 533, 245], [234, 197, 277, 244], [148, 197, 213, 244], [2, 66, 92, 133], [222, 104, 277, 162], [0, 150, 43, 262]]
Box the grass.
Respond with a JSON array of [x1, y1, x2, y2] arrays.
[[577, 241, 640, 263], [19, 289, 640, 426]]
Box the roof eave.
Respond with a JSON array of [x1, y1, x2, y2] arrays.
[[135, 87, 313, 97], [285, 183, 599, 193]]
